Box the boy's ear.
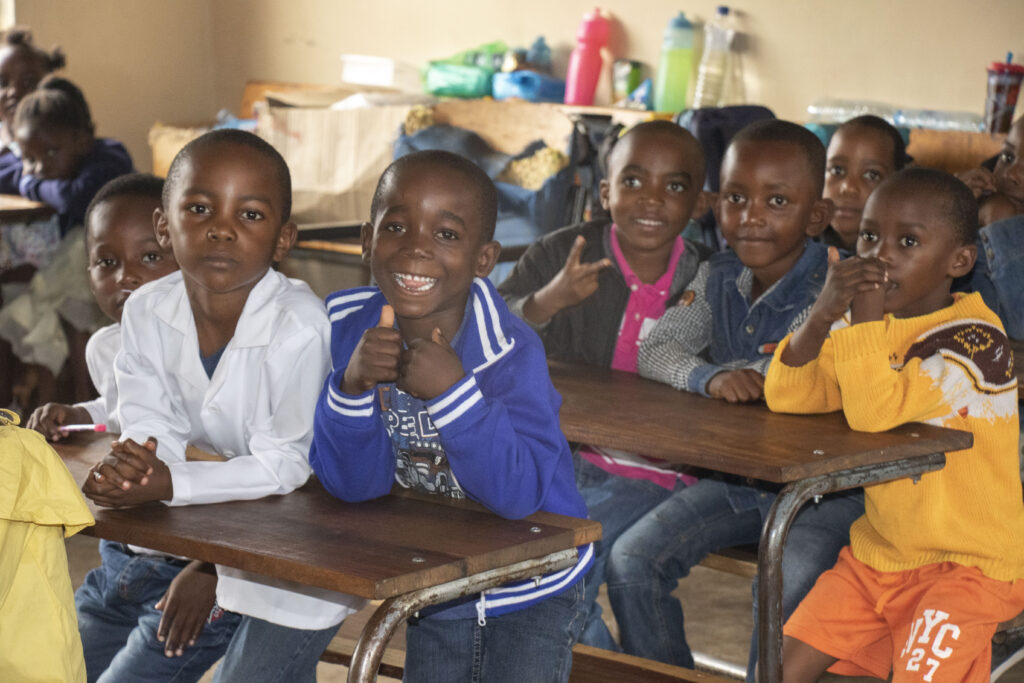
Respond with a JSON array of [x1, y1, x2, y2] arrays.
[[598, 179, 611, 211], [689, 190, 711, 221], [153, 207, 171, 249], [948, 242, 977, 279], [474, 240, 501, 278], [805, 197, 835, 237], [360, 222, 374, 265], [271, 221, 298, 264]]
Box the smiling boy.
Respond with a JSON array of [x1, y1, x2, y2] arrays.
[[310, 150, 592, 683], [768, 168, 1024, 683], [606, 121, 867, 674]]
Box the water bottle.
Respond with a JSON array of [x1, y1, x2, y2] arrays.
[[893, 108, 985, 132], [693, 6, 734, 108], [653, 12, 695, 113], [564, 8, 610, 106], [806, 98, 898, 124]]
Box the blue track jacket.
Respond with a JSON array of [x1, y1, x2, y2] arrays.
[[310, 277, 593, 619]]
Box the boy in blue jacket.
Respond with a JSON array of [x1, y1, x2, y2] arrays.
[[310, 150, 593, 683]]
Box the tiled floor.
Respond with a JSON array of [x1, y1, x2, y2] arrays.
[[65, 535, 1024, 682]]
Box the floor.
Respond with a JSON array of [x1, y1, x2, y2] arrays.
[[65, 535, 1024, 682]]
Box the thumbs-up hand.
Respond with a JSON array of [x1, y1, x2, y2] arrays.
[[341, 304, 403, 395], [398, 326, 466, 400]]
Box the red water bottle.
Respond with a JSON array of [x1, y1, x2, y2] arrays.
[[564, 8, 610, 106]]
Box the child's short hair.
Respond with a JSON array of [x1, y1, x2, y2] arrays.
[[730, 120, 827, 194], [371, 150, 498, 241], [13, 75, 92, 135], [883, 168, 979, 246], [837, 115, 910, 170], [85, 173, 164, 235], [1, 27, 65, 71], [601, 120, 707, 180], [164, 129, 292, 222]]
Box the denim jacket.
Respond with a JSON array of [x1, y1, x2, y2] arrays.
[[969, 215, 1024, 339], [639, 239, 828, 396]]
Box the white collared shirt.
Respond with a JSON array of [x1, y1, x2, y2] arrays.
[[116, 268, 365, 628]]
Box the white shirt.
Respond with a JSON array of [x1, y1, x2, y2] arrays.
[[116, 269, 365, 629], [75, 323, 120, 430]]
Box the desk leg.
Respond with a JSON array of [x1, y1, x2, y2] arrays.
[[755, 453, 946, 683], [347, 548, 579, 683]]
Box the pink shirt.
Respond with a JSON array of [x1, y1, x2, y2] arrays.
[[580, 226, 696, 490], [609, 226, 686, 373]]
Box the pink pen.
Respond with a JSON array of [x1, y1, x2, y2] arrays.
[[59, 424, 107, 433]]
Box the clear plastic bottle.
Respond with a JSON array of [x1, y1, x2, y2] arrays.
[[693, 6, 734, 108], [806, 98, 898, 124], [893, 108, 984, 132], [653, 12, 695, 113]]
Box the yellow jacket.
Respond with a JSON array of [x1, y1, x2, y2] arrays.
[[0, 412, 94, 683], [766, 293, 1024, 580]]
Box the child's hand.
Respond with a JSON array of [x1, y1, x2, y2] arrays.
[[82, 437, 173, 507], [155, 561, 217, 657], [956, 167, 997, 199], [810, 247, 887, 327], [26, 403, 92, 441], [341, 305, 402, 395], [398, 328, 465, 400], [780, 248, 886, 368], [524, 235, 612, 324], [707, 369, 765, 403]]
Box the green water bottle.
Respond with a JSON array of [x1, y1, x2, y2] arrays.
[[653, 12, 695, 113]]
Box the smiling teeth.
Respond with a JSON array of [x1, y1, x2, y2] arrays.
[[394, 273, 437, 291], [636, 218, 663, 226]]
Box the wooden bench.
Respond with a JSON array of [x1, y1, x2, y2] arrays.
[[319, 632, 734, 682]]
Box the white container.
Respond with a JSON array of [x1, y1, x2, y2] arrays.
[[340, 55, 422, 93], [693, 6, 735, 108]]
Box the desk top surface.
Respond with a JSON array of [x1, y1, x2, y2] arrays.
[[58, 433, 600, 600], [0, 193, 54, 222], [550, 361, 973, 483]]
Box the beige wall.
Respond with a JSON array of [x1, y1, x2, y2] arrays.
[[13, 0, 1024, 169], [13, 0, 216, 172]]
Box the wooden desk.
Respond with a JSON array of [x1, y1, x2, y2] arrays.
[[0, 193, 54, 223], [549, 362, 973, 683], [58, 433, 600, 682]]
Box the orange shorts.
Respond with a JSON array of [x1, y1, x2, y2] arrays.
[[784, 546, 1024, 682]]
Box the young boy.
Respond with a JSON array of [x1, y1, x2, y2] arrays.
[[27, 173, 176, 439], [606, 120, 862, 674], [309, 150, 592, 683], [766, 168, 1024, 683], [822, 115, 907, 251], [498, 120, 710, 649], [958, 115, 1023, 227], [79, 130, 363, 683]]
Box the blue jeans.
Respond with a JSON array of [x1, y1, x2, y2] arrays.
[[403, 580, 588, 683], [573, 455, 680, 651], [744, 490, 864, 682], [605, 479, 862, 668], [76, 540, 241, 683], [212, 614, 342, 683]]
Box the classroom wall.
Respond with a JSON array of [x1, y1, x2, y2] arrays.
[[13, 0, 216, 173], [207, 0, 1024, 123], [11, 0, 1024, 171]]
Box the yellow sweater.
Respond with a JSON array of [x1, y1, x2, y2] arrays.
[[0, 415, 94, 683], [765, 293, 1024, 581]]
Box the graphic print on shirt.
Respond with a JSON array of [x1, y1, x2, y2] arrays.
[[899, 608, 961, 682], [382, 385, 465, 499], [896, 319, 1018, 422]]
